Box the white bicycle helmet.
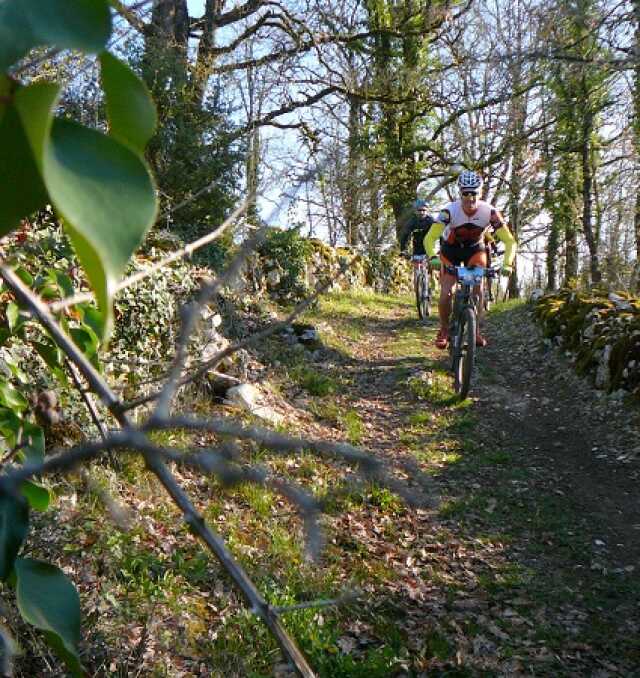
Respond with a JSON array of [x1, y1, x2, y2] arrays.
[[457, 169, 483, 193]]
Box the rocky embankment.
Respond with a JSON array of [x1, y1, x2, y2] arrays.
[[534, 288, 640, 399]]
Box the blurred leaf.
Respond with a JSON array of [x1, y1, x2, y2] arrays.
[[21, 423, 45, 463], [14, 82, 157, 337], [0, 495, 28, 581], [5, 303, 19, 332], [100, 51, 157, 153], [79, 305, 106, 339], [0, 384, 27, 412], [20, 481, 51, 512], [0, 408, 22, 445], [13, 267, 34, 287], [0, 77, 48, 234], [54, 271, 75, 298], [0, 0, 111, 71], [32, 340, 64, 371], [15, 558, 83, 677]]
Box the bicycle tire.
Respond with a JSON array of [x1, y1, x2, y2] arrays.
[[416, 272, 431, 320], [449, 296, 460, 370], [454, 306, 477, 399], [483, 277, 492, 312], [415, 272, 424, 319]]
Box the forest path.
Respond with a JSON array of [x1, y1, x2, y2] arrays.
[[290, 291, 640, 676]]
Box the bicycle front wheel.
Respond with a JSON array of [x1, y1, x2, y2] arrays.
[[454, 306, 477, 399]]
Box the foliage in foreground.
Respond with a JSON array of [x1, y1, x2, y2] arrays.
[[0, 1, 161, 672]]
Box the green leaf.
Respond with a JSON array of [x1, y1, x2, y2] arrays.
[[0, 496, 29, 581], [0, 408, 22, 446], [5, 303, 19, 332], [13, 82, 158, 337], [0, 384, 27, 412], [0, 77, 48, 235], [20, 481, 51, 512], [32, 340, 64, 370], [0, 6, 33, 73], [14, 267, 34, 287], [99, 51, 157, 153], [0, 0, 112, 71], [70, 326, 100, 361], [79, 305, 106, 339], [15, 558, 83, 677], [54, 271, 75, 298], [22, 423, 45, 463]]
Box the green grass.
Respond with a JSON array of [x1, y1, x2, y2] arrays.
[[291, 364, 339, 396], [339, 409, 364, 444], [25, 291, 639, 677]]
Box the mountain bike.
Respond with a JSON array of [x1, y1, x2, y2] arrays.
[[446, 264, 497, 399], [411, 255, 433, 321], [401, 252, 433, 321]]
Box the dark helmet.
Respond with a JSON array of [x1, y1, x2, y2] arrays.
[[414, 199, 427, 210]]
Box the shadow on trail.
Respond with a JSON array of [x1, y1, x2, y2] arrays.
[[390, 301, 640, 675], [261, 297, 640, 674]]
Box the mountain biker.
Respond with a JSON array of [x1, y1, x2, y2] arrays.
[[398, 199, 435, 257], [424, 170, 517, 349]]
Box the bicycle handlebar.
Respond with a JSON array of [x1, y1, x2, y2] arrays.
[[444, 264, 499, 279]]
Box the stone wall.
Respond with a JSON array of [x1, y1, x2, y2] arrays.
[[534, 289, 640, 399], [240, 237, 412, 302]]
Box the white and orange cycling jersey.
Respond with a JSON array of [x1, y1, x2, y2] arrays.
[[437, 199, 506, 247], [425, 200, 517, 267]]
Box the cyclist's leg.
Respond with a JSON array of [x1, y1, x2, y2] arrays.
[[436, 254, 456, 348], [468, 248, 489, 346]]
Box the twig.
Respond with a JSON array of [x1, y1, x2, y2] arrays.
[[48, 199, 252, 313], [0, 261, 317, 677], [0, 439, 26, 467], [143, 452, 316, 677], [122, 257, 357, 412], [66, 359, 109, 442], [151, 222, 264, 421]]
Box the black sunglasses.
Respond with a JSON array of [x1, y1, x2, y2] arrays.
[[461, 191, 478, 197]]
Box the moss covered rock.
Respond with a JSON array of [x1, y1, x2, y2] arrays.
[[534, 289, 640, 397]]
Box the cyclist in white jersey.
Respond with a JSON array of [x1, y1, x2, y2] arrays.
[[425, 170, 516, 348]]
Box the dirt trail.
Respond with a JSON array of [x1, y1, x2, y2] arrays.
[[478, 304, 640, 567], [304, 296, 640, 676]]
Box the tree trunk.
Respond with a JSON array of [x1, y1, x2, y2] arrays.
[[547, 220, 560, 291], [345, 95, 361, 246], [580, 106, 601, 284], [246, 128, 260, 226], [192, 0, 225, 106], [633, 0, 640, 290], [565, 221, 579, 283]]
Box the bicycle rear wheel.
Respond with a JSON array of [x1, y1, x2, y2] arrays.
[[454, 306, 477, 399], [416, 272, 430, 320]]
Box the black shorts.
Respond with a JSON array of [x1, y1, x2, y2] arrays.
[[441, 241, 486, 266]]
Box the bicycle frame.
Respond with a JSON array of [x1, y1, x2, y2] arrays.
[[447, 265, 496, 398], [451, 266, 485, 309], [411, 254, 427, 275]]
